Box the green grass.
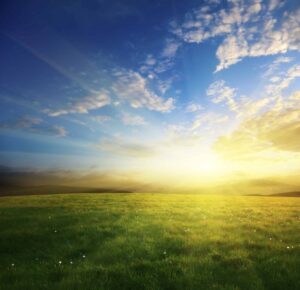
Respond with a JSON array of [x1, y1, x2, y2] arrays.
[[0, 193, 300, 290]]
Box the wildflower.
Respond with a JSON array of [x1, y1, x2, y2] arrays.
[[11, 263, 15, 267], [82, 255, 86, 258], [58, 261, 62, 264], [70, 261, 73, 264], [163, 251, 167, 255]]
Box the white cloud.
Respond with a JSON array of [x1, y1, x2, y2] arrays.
[[91, 115, 111, 123], [191, 112, 229, 131], [185, 102, 203, 113], [207, 80, 238, 112], [266, 64, 300, 96], [121, 112, 147, 126], [263, 56, 293, 77], [217, 8, 300, 71], [112, 69, 175, 112], [269, 0, 284, 11], [48, 126, 68, 137], [170, 1, 300, 71], [162, 39, 181, 58], [145, 54, 156, 66], [47, 92, 111, 116], [215, 32, 249, 71]]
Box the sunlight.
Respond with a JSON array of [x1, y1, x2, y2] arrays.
[[143, 145, 230, 185]]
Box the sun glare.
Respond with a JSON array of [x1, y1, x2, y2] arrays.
[[143, 145, 230, 185]]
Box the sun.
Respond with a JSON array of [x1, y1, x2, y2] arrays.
[[143, 144, 229, 185]]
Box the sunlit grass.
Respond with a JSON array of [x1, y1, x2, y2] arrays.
[[0, 193, 300, 290]]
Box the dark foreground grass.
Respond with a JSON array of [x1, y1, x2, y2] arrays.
[[0, 193, 300, 290]]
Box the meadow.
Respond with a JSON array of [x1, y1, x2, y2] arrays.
[[0, 193, 300, 290]]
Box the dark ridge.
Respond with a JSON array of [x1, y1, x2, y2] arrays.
[[245, 192, 300, 197], [269, 191, 300, 197], [0, 186, 133, 197]]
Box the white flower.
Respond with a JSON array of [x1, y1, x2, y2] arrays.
[[58, 261, 62, 264], [82, 255, 86, 258]]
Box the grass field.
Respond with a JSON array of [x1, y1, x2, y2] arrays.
[[0, 193, 300, 290]]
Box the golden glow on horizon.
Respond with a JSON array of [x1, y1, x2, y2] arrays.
[[127, 139, 300, 192], [141, 145, 232, 186]]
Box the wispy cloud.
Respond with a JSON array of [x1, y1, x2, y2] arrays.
[[91, 115, 111, 123], [161, 39, 181, 58], [265, 64, 300, 96], [214, 87, 300, 160], [46, 91, 111, 117], [191, 112, 229, 131], [263, 56, 293, 77], [97, 137, 155, 157], [0, 116, 67, 137], [121, 112, 147, 126], [112, 69, 175, 112], [207, 80, 238, 112], [185, 102, 203, 113]]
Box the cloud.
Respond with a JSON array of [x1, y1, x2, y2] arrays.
[[121, 112, 147, 126], [91, 115, 111, 123], [185, 102, 203, 113], [15, 116, 43, 128], [236, 97, 272, 118], [265, 64, 300, 96], [263, 56, 293, 77], [140, 38, 180, 76], [215, 32, 249, 71], [170, 1, 300, 71], [214, 90, 300, 159], [144, 54, 156, 66], [207, 80, 238, 112], [161, 39, 181, 58], [0, 116, 67, 137], [97, 138, 155, 157], [112, 69, 175, 112], [191, 112, 229, 131], [268, 0, 284, 11], [216, 7, 300, 71], [46, 91, 111, 116], [34, 125, 67, 137]]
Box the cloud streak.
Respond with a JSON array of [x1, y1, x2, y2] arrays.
[[0, 116, 67, 137], [46, 92, 111, 117]]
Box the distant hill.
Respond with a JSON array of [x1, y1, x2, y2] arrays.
[[246, 192, 300, 197], [269, 192, 300, 197], [0, 185, 132, 197]]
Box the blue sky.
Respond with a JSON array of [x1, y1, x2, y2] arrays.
[[0, 0, 300, 186]]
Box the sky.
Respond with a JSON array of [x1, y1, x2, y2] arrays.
[[0, 0, 300, 192]]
